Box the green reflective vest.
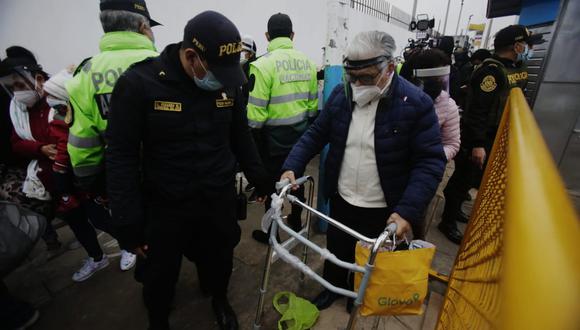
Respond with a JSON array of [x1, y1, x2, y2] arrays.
[[66, 32, 158, 179], [247, 37, 318, 156]]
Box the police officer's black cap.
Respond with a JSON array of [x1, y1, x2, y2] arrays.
[[100, 0, 161, 27], [494, 25, 545, 49], [182, 11, 246, 88], [267, 13, 293, 39]]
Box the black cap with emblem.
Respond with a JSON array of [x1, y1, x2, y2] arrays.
[[182, 11, 246, 88], [494, 25, 545, 50], [100, 0, 161, 27]]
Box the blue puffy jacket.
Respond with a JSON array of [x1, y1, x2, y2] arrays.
[[282, 74, 446, 228]]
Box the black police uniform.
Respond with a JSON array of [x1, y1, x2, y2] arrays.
[[440, 54, 528, 241], [105, 42, 269, 327]]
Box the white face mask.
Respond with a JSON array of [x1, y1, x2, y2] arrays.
[[13, 90, 40, 108], [350, 70, 393, 106]]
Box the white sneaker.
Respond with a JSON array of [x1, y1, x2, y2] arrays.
[[120, 250, 137, 271], [72, 255, 109, 282]]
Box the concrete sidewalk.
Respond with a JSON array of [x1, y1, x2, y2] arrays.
[[5, 157, 466, 330]]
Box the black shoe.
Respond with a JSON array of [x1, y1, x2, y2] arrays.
[[437, 223, 463, 244], [252, 230, 280, 245], [457, 211, 470, 224], [212, 298, 238, 330], [346, 298, 354, 314], [311, 289, 341, 311]]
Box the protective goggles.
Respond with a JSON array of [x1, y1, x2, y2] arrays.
[[413, 65, 450, 93]]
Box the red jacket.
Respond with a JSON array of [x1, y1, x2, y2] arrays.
[[10, 98, 56, 192], [49, 107, 71, 172]]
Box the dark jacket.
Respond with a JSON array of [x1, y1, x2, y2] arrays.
[[282, 74, 446, 227], [106, 43, 270, 234], [462, 55, 526, 149]]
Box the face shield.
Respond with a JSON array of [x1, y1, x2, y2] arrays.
[[0, 66, 39, 98], [343, 55, 390, 85], [413, 65, 450, 100]]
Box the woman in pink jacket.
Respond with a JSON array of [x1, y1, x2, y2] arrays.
[[400, 49, 460, 160], [400, 48, 461, 238]]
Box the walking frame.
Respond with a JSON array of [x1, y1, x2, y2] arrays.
[[253, 176, 397, 330]]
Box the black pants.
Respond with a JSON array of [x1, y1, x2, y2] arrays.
[[441, 148, 486, 229], [63, 199, 122, 260], [264, 155, 304, 227], [323, 194, 391, 289], [139, 189, 241, 328]]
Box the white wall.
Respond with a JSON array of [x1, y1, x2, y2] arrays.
[[0, 0, 414, 75]]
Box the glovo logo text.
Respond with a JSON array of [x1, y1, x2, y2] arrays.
[[378, 293, 420, 307], [219, 42, 242, 57]]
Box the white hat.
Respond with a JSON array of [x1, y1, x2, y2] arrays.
[[44, 69, 73, 101], [241, 35, 257, 55]]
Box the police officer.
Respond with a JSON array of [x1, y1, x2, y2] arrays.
[[438, 25, 544, 243], [106, 11, 270, 330], [247, 13, 318, 243], [65, 0, 161, 272]]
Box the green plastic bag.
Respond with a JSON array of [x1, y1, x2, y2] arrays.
[[273, 291, 320, 330]]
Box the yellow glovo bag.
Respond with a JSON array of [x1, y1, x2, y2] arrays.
[[353, 240, 435, 316]]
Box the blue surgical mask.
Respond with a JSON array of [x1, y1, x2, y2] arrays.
[[193, 59, 223, 91], [517, 44, 533, 62]]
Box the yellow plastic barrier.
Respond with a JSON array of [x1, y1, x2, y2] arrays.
[[436, 88, 580, 329]]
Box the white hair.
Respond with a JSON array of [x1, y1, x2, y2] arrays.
[[99, 10, 149, 33], [346, 31, 396, 61]]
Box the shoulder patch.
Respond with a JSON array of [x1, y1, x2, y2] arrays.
[[73, 57, 92, 76], [480, 75, 497, 93]]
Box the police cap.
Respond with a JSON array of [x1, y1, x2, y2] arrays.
[[494, 25, 545, 50], [100, 0, 161, 27], [267, 13, 293, 39], [182, 11, 246, 88]]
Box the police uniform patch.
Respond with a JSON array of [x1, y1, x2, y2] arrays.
[[480, 75, 497, 92], [154, 101, 182, 112], [216, 92, 234, 108]]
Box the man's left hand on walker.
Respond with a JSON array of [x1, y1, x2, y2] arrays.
[[386, 213, 412, 238]]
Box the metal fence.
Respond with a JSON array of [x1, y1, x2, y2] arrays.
[[349, 0, 411, 29]]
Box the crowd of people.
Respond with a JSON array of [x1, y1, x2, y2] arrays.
[[0, 0, 542, 329]]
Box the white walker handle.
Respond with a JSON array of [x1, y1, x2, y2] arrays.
[[275, 176, 309, 191]]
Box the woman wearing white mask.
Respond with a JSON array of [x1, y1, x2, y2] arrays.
[[0, 46, 62, 252]]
